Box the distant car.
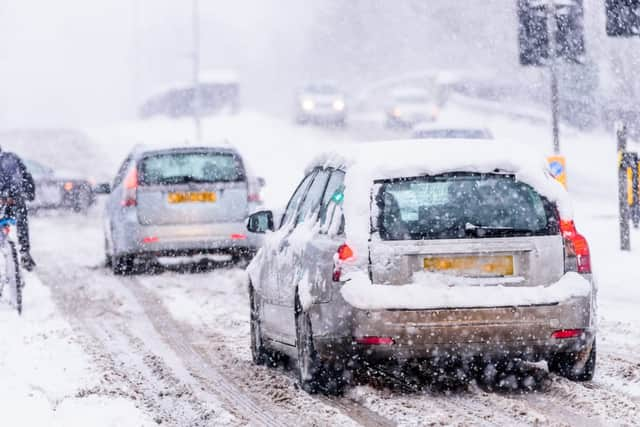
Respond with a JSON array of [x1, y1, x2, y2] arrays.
[[100, 144, 261, 274], [412, 124, 493, 140], [246, 140, 596, 394], [386, 87, 439, 128], [294, 83, 347, 126], [24, 159, 95, 213]]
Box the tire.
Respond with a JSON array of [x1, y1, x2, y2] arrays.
[[249, 284, 270, 365], [295, 295, 344, 394], [548, 339, 596, 381], [113, 254, 135, 275], [9, 241, 22, 315]]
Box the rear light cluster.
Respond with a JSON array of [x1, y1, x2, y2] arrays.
[[121, 167, 138, 207], [560, 219, 591, 274], [332, 243, 355, 282], [354, 336, 394, 345], [551, 328, 583, 339]]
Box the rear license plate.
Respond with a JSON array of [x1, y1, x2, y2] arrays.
[[168, 191, 216, 204], [424, 255, 514, 277]]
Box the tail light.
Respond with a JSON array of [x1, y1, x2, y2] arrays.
[[551, 329, 583, 339], [354, 336, 394, 345], [121, 167, 138, 207], [247, 193, 261, 203], [560, 219, 591, 274], [332, 243, 355, 282]]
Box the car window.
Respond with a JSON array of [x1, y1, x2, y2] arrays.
[[319, 170, 345, 226], [376, 173, 559, 241], [281, 170, 316, 228], [296, 169, 330, 225], [139, 151, 245, 185], [112, 157, 132, 189]]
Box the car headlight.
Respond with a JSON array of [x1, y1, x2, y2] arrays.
[[391, 107, 401, 118], [301, 99, 314, 111], [332, 99, 345, 111]]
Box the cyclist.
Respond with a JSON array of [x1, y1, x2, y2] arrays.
[[0, 147, 36, 271]]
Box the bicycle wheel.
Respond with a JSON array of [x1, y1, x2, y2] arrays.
[[2, 241, 23, 315]]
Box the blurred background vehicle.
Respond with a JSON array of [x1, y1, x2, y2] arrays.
[[24, 159, 95, 213], [294, 82, 347, 127], [139, 69, 240, 119], [385, 87, 439, 129], [411, 123, 493, 139], [101, 144, 261, 274]]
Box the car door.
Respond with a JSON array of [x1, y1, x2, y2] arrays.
[[275, 169, 333, 342], [105, 156, 132, 253], [258, 170, 317, 339]]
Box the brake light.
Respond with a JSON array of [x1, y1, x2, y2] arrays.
[[560, 219, 591, 274], [247, 193, 261, 203], [121, 167, 138, 207], [231, 233, 247, 240], [63, 181, 74, 191], [355, 336, 395, 345], [142, 236, 159, 244], [551, 329, 583, 339], [333, 243, 355, 282]]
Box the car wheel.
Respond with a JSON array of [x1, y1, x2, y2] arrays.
[[548, 339, 596, 381], [113, 254, 135, 275], [295, 294, 344, 395], [249, 284, 270, 365]]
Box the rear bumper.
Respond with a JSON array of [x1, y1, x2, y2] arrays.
[[312, 294, 595, 363], [113, 219, 261, 257]]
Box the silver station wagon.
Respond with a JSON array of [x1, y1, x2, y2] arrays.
[[246, 140, 596, 394], [101, 144, 261, 274]]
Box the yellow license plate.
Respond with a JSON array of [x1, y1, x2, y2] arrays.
[[424, 255, 514, 276], [168, 191, 216, 204]]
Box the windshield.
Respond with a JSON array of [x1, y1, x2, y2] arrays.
[[139, 151, 245, 185], [414, 129, 490, 139], [376, 173, 559, 240]]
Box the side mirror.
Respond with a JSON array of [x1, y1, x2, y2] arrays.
[[93, 182, 111, 194], [247, 210, 274, 233]]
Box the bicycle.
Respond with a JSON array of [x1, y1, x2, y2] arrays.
[[0, 196, 23, 315]]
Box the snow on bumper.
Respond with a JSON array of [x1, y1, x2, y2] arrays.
[[340, 271, 592, 311]]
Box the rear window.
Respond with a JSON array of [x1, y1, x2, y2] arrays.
[[376, 173, 559, 241], [139, 151, 245, 185]]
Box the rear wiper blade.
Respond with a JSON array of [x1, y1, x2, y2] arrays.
[[160, 175, 209, 184], [464, 222, 533, 233]]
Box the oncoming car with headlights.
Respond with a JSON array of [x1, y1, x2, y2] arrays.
[[101, 144, 262, 274], [294, 83, 347, 127], [245, 140, 596, 394]]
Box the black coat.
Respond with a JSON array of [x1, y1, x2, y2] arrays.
[[0, 152, 35, 202]]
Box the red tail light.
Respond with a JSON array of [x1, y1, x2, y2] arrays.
[[142, 236, 159, 244], [247, 193, 261, 203], [231, 233, 247, 240], [551, 329, 583, 339], [337, 244, 354, 261], [560, 219, 591, 274], [333, 244, 355, 282], [121, 167, 138, 207], [354, 336, 395, 345]]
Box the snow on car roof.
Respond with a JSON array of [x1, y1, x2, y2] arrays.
[[308, 139, 572, 253], [131, 141, 236, 156]]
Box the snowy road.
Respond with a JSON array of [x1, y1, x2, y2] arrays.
[[27, 208, 640, 426]]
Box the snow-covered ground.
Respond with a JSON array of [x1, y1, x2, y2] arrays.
[[1, 104, 639, 426]]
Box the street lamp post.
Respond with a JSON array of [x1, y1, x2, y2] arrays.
[[192, 0, 202, 143]]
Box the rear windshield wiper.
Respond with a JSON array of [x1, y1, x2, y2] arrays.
[[154, 175, 211, 184], [464, 222, 535, 235]]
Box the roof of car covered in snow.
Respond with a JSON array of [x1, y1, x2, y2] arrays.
[[130, 141, 237, 157]]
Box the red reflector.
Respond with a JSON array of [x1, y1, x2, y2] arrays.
[[247, 193, 261, 203], [142, 236, 159, 244], [337, 244, 354, 261], [354, 336, 394, 345], [121, 199, 137, 207], [231, 233, 247, 240], [551, 329, 583, 339]]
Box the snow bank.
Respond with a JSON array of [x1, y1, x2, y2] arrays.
[[309, 139, 573, 257], [0, 272, 154, 426], [340, 271, 591, 310]]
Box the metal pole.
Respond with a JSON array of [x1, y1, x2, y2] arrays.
[[617, 122, 631, 251], [192, 0, 202, 143], [547, 2, 561, 154]]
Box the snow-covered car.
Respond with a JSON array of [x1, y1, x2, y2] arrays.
[[412, 123, 493, 140], [24, 159, 95, 213], [100, 144, 262, 274], [294, 83, 347, 126], [385, 87, 439, 128], [246, 140, 596, 393]]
